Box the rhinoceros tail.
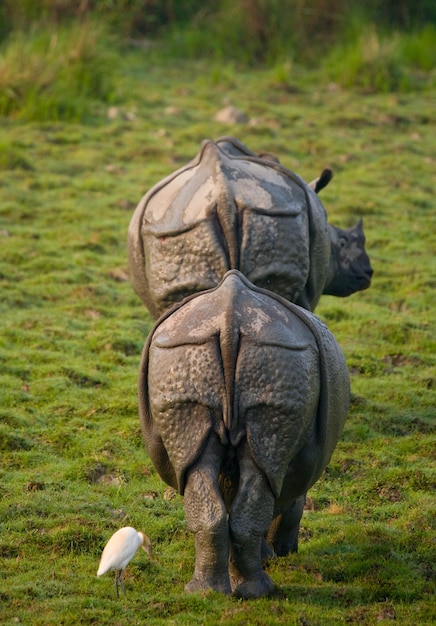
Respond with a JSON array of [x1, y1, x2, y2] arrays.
[[200, 140, 240, 270], [216, 272, 242, 434], [219, 324, 240, 434], [216, 191, 240, 270]]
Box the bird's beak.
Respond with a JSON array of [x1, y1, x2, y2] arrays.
[[141, 538, 153, 559]]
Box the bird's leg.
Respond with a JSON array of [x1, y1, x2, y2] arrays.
[[114, 569, 126, 598], [119, 570, 126, 596], [115, 570, 120, 598]]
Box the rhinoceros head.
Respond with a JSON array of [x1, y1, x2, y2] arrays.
[[323, 219, 373, 297]]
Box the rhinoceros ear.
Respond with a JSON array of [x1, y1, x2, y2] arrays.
[[308, 168, 333, 193], [257, 151, 281, 164], [351, 217, 364, 235]]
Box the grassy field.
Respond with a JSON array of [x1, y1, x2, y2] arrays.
[[0, 48, 435, 625]]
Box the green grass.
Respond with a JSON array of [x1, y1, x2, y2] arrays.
[[0, 45, 435, 625], [324, 24, 436, 92], [1, 14, 435, 126], [0, 20, 116, 120]]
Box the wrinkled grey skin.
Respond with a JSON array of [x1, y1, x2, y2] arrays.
[[128, 136, 372, 318], [139, 270, 350, 598]]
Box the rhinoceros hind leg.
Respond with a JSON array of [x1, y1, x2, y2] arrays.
[[229, 442, 276, 598], [268, 494, 306, 556], [261, 536, 275, 564], [183, 436, 232, 595]]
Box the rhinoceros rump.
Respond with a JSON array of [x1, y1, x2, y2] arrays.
[[128, 137, 331, 317], [138, 270, 350, 598]]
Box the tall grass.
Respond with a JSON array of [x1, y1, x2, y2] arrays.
[[160, 3, 436, 93], [324, 24, 436, 92], [0, 20, 116, 121], [0, 4, 435, 124], [163, 0, 348, 64]]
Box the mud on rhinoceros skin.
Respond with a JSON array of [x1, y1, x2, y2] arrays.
[[138, 270, 350, 598], [128, 136, 372, 318]]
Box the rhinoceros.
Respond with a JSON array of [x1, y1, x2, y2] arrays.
[[128, 136, 372, 317], [324, 219, 372, 297], [138, 270, 350, 598]]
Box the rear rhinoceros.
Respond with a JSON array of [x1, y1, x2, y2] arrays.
[[128, 136, 372, 317], [139, 270, 350, 598]]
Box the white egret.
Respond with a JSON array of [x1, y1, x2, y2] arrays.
[[97, 526, 152, 597]]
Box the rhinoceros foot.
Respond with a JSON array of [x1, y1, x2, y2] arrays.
[[185, 575, 231, 595], [232, 571, 276, 599]]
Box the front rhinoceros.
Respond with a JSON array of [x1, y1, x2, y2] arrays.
[[138, 270, 350, 598], [128, 136, 330, 317]]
